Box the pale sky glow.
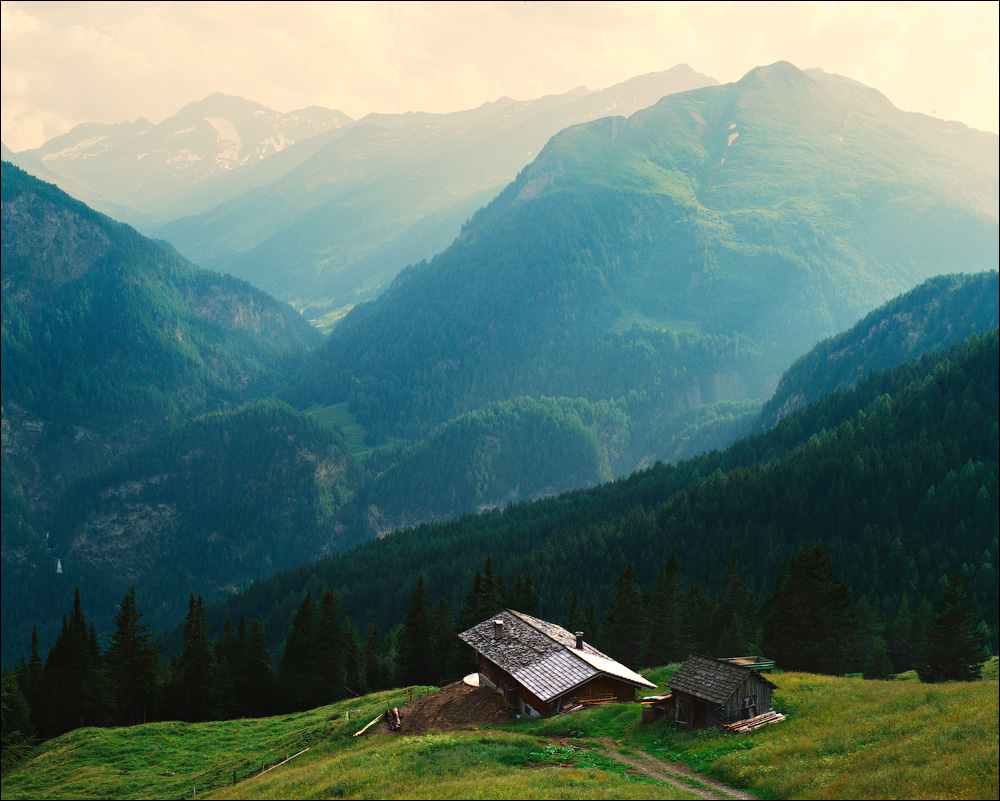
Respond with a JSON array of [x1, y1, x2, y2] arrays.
[[2, 1, 998, 152]]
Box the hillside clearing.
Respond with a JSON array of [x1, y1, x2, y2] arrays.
[[2, 669, 996, 800]]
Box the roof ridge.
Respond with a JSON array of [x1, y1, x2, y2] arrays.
[[505, 609, 593, 671]]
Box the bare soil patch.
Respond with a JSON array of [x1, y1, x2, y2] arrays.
[[367, 681, 509, 735]]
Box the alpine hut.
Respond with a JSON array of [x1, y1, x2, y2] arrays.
[[667, 654, 778, 729], [459, 609, 656, 717]]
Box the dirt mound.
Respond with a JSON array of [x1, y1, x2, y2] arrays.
[[369, 681, 509, 735]]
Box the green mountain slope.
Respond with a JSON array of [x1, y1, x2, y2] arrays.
[[157, 67, 719, 320], [38, 401, 361, 638], [292, 62, 998, 469], [759, 271, 1000, 427], [212, 329, 1000, 657], [0, 163, 322, 663], [359, 396, 628, 535]]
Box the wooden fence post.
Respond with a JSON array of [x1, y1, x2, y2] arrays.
[[233, 769, 237, 785]]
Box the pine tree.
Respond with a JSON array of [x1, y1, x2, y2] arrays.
[[314, 588, 347, 705], [682, 582, 714, 656], [2, 669, 35, 769], [361, 623, 385, 693], [862, 637, 894, 679], [646, 553, 685, 667], [459, 554, 504, 628], [398, 576, 435, 686], [280, 592, 318, 710], [601, 563, 644, 667], [916, 572, 988, 682], [106, 587, 159, 725], [177, 594, 217, 721], [432, 598, 456, 683], [762, 543, 857, 675], [715, 552, 758, 657], [243, 618, 278, 716], [41, 589, 107, 734], [566, 590, 587, 636]]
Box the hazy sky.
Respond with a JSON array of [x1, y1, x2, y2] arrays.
[[2, 1, 998, 152]]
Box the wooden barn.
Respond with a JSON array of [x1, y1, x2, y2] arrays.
[[667, 654, 778, 729], [459, 610, 656, 717]]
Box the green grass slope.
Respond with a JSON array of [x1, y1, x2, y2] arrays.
[[3, 669, 996, 800]]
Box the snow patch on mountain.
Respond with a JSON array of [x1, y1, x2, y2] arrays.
[[203, 117, 243, 165], [41, 136, 109, 162]]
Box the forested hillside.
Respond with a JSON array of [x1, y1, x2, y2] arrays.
[[32, 401, 359, 636], [759, 271, 1000, 427], [358, 396, 628, 534], [205, 329, 1000, 661], [0, 163, 322, 663], [292, 62, 998, 479]]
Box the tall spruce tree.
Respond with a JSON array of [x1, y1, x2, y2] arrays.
[[314, 588, 347, 705], [715, 552, 759, 657], [916, 572, 988, 682], [242, 618, 278, 716], [41, 589, 107, 734], [106, 587, 159, 725], [398, 575, 435, 686], [601, 563, 644, 667], [177, 594, 217, 721], [280, 592, 318, 710], [459, 554, 505, 628], [566, 590, 587, 636], [646, 553, 686, 666], [361, 623, 386, 693], [762, 543, 857, 674]]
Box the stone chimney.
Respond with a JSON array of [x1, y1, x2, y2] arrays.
[[493, 619, 504, 640], [575, 631, 584, 649]]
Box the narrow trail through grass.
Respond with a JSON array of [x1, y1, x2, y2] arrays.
[[579, 737, 756, 800]]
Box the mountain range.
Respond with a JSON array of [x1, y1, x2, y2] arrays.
[[292, 62, 998, 464], [5, 95, 352, 226], [2, 62, 998, 667], [5, 67, 720, 326]]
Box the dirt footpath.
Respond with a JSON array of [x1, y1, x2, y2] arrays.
[[586, 738, 756, 801], [369, 681, 509, 735]]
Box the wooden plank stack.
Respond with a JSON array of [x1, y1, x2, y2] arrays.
[[578, 693, 617, 707], [721, 710, 785, 733]]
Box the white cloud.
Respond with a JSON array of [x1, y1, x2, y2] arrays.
[[2, 0, 997, 152]]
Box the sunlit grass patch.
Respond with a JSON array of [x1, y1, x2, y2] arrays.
[[0, 689, 417, 800], [209, 729, 695, 800]]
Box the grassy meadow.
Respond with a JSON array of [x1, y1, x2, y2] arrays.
[[305, 402, 403, 458], [2, 665, 997, 800]]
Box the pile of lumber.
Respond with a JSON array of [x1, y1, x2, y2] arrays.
[[722, 710, 786, 733], [577, 693, 617, 708]]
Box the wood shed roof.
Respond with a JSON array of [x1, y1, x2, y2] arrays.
[[458, 609, 655, 702], [668, 654, 778, 705]]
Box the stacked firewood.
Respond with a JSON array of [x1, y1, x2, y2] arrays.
[[721, 711, 785, 733]]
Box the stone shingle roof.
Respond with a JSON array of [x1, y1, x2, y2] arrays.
[[668, 654, 777, 705], [458, 609, 655, 702]]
